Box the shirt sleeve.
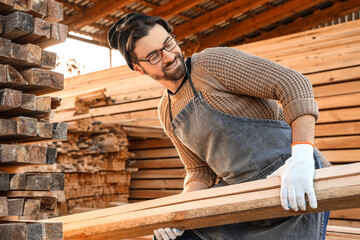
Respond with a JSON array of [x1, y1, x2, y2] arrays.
[[157, 94, 217, 188], [196, 47, 319, 125]]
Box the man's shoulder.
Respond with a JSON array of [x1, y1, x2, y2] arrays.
[[157, 89, 169, 115]]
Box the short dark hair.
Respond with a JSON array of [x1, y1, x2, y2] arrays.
[[108, 13, 173, 70]]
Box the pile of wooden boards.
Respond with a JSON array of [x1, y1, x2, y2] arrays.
[[0, 0, 67, 239], [47, 123, 133, 215], [48, 163, 360, 239]]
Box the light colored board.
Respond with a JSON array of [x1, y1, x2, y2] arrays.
[[315, 122, 360, 137]]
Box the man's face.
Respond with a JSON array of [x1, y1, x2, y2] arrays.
[[133, 24, 186, 81]]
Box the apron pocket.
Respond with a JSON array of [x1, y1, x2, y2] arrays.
[[233, 154, 290, 184]]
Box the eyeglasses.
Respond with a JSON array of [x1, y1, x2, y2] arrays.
[[136, 35, 177, 65]]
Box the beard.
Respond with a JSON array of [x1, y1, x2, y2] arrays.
[[141, 52, 186, 81]]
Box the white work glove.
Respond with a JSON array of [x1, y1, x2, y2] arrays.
[[268, 144, 317, 211], [153, 228, 184, 240]]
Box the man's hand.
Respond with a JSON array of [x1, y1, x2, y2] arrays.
[[153, 228, 184, 240], [268, 144, 317, 211]]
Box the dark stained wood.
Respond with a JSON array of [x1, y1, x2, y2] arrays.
[[26, 174, 52, 191], [2, 11, 33, 40], [0, 64, 27, 89], [0, 171, 9, 190], [26, 223, 42, 240], [7, 198, 24, 216], [41, 50, 56, 70], [0, 223, 26, 239]]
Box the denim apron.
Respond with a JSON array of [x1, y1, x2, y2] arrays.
[[166, 59, 329, 240]]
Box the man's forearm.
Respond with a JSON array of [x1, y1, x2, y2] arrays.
[[291, 115, 315, 144], [183, 181, 208, 193]]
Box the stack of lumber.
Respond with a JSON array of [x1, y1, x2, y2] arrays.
[[47, 123, 132, 215], [47, 163, 360, 239], [0, 0, 67, 239]]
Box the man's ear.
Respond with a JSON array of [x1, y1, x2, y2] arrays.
[[133, 64, 145, 75]]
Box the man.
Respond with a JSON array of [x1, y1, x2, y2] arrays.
[[108, 13, 330, 240]]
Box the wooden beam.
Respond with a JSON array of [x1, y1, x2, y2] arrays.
[[174, 0, 269, 40], [48, 163, 360, 239], [147, 0, 205, 19], [197, 0, 336, 50], [246, 0, 360, 43], [63, 0, 133, 30]]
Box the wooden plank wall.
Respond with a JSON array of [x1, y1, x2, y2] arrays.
[[51, 19, 360, 238]]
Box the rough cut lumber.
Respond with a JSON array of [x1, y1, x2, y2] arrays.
[[2, 11, 34, 40], [49, 163, 360, 239], [41, 50, 56, 70], [20, 68, 64, 94], [44, 0, 63, 23], [0, 64, 27, 89], [0, 88, 22, 111], [1, 93, 36, 116], [27, 0, 47, 18], [0, 171, 9, 190], [0, 196, 8, 216], [14, 18, 51, 44], [7, 198, 24, 216], [36, 22, 67, 48], [0, 144, 47, 165], [0, 222, 26, 239]]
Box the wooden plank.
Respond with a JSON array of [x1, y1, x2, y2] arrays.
[[20, 68, 64, 94], [27, 0, 47, 18], [8, 198, 24, 216], [48, 163, 360, 239], [131, 169, 186, 179], [307, 66, 360, 86], [315, 122, 360, 137], [0, 88, 22, 111], [315, 135, 360, 150], [318, 107, 360, 124], [0, 223, 26, 239], [130, 148, 178, 159], [316, 92, 360, 110], [128, 158, 183, 169], [2, 11, 33, 40], [0, 93, 37, 117], [330, 208, 360, 221], [129, 138, 174, 150], [0, 196, 8, 216], [44, 0, 63, 23], [48, 163, 360, 226], [130, 189, 181, 199], [14, 18, 51, 44], [0, 171, 9, 190], [130, 179, 183, 189], [314, 80, 360, 98], [321, 150, 360, 163], [35, 22, 68, 48]]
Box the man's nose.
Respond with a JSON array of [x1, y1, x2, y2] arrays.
[[162, 50, 174, 63]]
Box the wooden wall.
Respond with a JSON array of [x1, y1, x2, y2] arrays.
[[51, 19, 360, 238]]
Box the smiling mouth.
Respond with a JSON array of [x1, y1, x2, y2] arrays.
[[166, 58, 178, 70]]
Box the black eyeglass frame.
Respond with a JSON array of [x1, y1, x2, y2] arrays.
[[135, 34, 178, 65]]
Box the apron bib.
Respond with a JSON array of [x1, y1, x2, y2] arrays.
[[167, 59, 328, 240]]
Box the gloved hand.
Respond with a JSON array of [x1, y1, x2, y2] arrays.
[[153, 228, 184, 240], [268, 144, 317, 211]]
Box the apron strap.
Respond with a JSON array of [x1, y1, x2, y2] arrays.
[[168, 57, 197, 123]]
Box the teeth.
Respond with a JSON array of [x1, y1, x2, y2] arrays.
[[167, 59, 177, 70]]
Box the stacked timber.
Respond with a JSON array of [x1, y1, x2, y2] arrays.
[[48, 123, 132, 215], [48, 163, 360, 239], [0, 0, 66, 239]]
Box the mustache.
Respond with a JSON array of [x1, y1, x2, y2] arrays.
[[163, 54, 180, 70]]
